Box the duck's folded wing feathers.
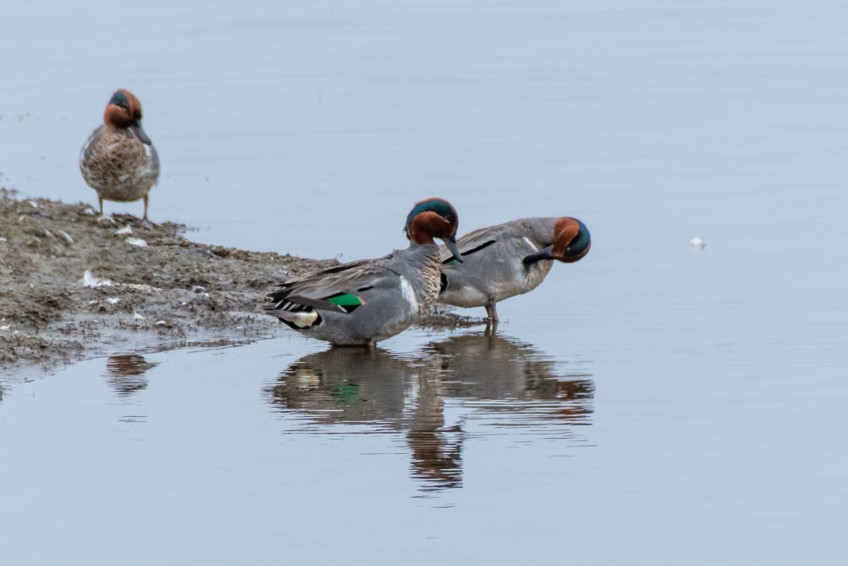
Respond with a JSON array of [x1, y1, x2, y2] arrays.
[[440, 224, 503, 263], [265, 256, 395, 314]]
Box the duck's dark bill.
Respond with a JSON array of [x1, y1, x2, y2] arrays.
[[444, 236, 464, 263], [131, 123, 153, 145], [522, 246, 554, 265]]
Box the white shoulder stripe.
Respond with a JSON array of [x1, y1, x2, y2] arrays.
[[522, 236, 539, 251], [399, 276, 419, 313]]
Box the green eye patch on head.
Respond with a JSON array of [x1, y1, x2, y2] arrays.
[[570, 219, 591, 253], [110, 91, 130, 109], [405, 198, 456, 229]]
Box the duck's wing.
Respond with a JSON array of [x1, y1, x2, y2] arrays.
[[440, 224, 505, 264], [80, 125, 105, 166], [265, 255, 396, 316]]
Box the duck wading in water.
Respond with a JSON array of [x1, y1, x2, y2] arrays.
[[439, 216, 590, 325], [264, 198, 464, 347]]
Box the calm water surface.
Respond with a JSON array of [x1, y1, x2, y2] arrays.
[[2, 1, 848, 564]]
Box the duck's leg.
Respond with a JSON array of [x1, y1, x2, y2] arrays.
[[98, 195, 104, 216], [141, 195, 153, 228], [484, 315, 499, 333], [485, 301, 499, 325]]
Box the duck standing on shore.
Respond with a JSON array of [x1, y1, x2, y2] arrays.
[[80, 89, 160, 221], [439, 216, 591, 324], [264, 198, 464, 347]]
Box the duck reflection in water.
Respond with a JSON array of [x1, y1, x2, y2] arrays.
[[268, 332, 594, 494], [105, 354, 157, 397], [268, 347, 463, 491], [268, 348, 410, 426], [421, 331, 594, 425]]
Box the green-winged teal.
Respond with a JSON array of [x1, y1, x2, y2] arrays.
[[265, 198, 463, 346], [439, 217, 590, 323], [80, 89, 160, 221]]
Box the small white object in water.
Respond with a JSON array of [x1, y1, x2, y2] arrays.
[[106, 297, 120, 305], [58, 230, 74, 244], [83, 270, 112, 288], [689, 237, 705, 251], [0, 324, 10, 331], [0, 236, 7, 242], [126, 237, 148, 247], [133, 311, 146, 321], [115, 225, 133, 235]]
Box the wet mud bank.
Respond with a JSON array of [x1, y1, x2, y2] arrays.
[[0, 191, 338, 375], [0, 192, 478, 377]]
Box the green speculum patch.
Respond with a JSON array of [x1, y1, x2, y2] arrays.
[[326, 293, 363, 307], [325, 292, 364, 313]]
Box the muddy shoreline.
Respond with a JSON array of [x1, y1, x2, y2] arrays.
[[0, 191, 478, 377]]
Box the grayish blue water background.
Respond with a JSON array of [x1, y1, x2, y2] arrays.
[[2, 1, 847, 564]]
